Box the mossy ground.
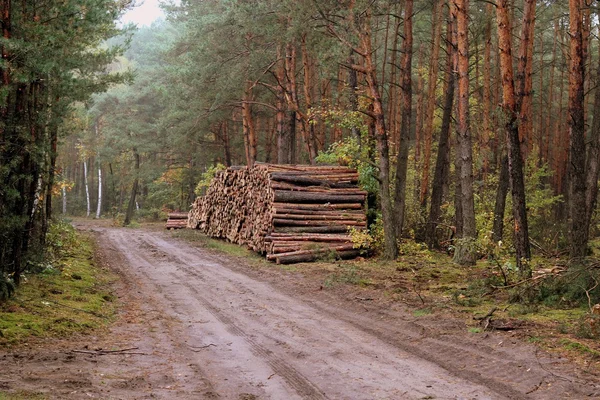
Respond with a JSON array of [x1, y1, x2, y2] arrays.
[[0, 229, 117, 347]]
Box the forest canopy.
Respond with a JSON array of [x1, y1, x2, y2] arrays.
[[3, 0, 600, 298]]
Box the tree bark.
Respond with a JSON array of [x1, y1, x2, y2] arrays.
[[420, 0, 443, 207], [276, 45, 293, 164], [123, 150, 140, 226], [242, 82, 257, 166], [95, 163, 102, 219], [515, 0, 536, 159], [453, 0, 477, 265], [482, 3, 493, 178], [300, 34, 319, 161], [222, 121, 232, 167], [356, 12, 397, 259], [45, 122, 58, 223], [568, 0, 588, 259], [348, 51, 361, 143], [62, 185, 67, 214], [393, 0, 413, 239], [84, 159, 90, 217], [426, 16, 455, 249], [585, 27, 600, 234], [492, 156, 510, 243], [496, 0, 532, 275]]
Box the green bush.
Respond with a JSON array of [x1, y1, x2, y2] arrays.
[[0, 274, 15, 301]]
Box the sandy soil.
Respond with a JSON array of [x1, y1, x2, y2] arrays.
[[1, 223, 599, 399]]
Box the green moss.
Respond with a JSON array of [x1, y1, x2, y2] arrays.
[[172, 230, 262, 259], [560, 339, 600, 358], [413, 308, 432, 317], [323, 264, 365, 287], [0, 230, 117, 346]]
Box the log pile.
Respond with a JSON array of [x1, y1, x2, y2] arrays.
[[165, 212, 189, 229], [188, 197, 203, 229], [188, 163, 367, 263]]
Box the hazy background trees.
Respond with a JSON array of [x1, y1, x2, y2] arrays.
[[9, 0, 600, 283]]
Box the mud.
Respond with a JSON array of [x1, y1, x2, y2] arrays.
[[1, 223, 598, 399]]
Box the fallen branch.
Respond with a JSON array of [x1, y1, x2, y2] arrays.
[[47, 300, 107, 318], [187, 343, 216, 352], [474, 307, 497, 321], [412, 284, 425, 305], [525, 379, 544, 394], [72, 347, 145, 356]]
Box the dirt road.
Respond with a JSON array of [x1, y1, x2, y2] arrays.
[[2, 225, 598, 399]]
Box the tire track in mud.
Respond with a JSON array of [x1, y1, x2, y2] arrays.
[[114, 231, 323, 399], [134, 233, 521, 398], [130, 233, 327, 398], [179, 278, 327, 400], [115, 231, 499, 399], [101, 228, 596, 399]]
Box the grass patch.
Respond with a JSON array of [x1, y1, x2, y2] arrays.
[[0, 226, 117, 347], [171, 229, 263, 260], [413, 308, 432, 317], [323, 263, 371, 288], [560, 339, 600, 358]]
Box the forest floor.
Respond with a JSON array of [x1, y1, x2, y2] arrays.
[[0, 220, 599, 399]]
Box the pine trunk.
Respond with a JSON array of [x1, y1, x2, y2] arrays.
[[393, 0, 413, 239], [84, 159, 90, 217], [453, 0, 477, 265], [585, 30, 600, 232], [426, 17, 455, 249], [496, 0, 532, 275], [123, 150, 140, 226], [568, 0, 588, 259], [96, 164, 102, 219], [420, 0, 443, 207]]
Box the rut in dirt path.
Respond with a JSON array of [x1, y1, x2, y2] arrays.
[[99, 227, 595, 399]]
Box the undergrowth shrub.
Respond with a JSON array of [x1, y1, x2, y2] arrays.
[[0, 274, 15, 301], [531, 261, 600, 308], [195, 163, 226, 196]]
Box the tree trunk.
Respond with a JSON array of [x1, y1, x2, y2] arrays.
[[515, 0, 536, 159], [62, 185, 67, 214], [276, 45, 294, 164], [45, 122, 58, 223], [123, 150, 140, 226], [453, 0, 477, 265], [348, 51, 361, 143], [345, 11, 397, 259], [300, 34, 318, 161], [386, 13, 401, 149], [420, 0, 443, 207], [426, 17, 455, 249], [568, 0, 588, 259], [496, 0, 532, 275], [285, 42, 315, 163], [481, 3, 493, 178], [393, 0, 413, 239], [585, 29, 600, 233], [84, 159, 90, 217], [95, 163, 102, 219], [242, 83, 257, 166]]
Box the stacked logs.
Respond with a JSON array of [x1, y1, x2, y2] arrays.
[[187, 163, 367, 263], [165, 212, 189, 229], [187, 197, 203, 229]]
